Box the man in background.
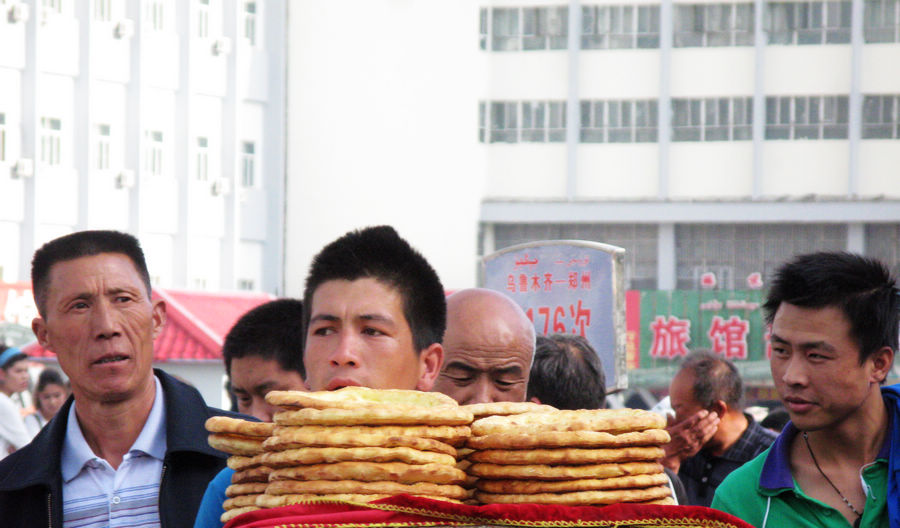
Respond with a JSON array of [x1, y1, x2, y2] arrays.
[[432, 288, 534, 404]]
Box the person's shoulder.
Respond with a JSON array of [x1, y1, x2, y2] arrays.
[[713, 448, 768, 505]]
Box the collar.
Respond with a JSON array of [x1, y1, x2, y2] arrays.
[[759, 404, 893, 492], [61, 376, 167, 482]]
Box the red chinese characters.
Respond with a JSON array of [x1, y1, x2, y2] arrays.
[[649, 316, 692, 359], [707, 315, 750, 360], [525, 303, 593, 337]]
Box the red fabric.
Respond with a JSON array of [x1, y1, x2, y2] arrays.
[[225, 495, 756, 528]]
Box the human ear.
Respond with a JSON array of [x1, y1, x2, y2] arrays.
[[870, 346, 894, 384], [416, 343, 443, 391]]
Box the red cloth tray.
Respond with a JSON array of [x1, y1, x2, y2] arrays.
[[224, 495, 755, 528]]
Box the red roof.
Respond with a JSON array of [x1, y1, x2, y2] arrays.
[[23, 288, 275, 362]]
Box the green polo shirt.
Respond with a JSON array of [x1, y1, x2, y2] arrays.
[[712, 424, 888, 528]]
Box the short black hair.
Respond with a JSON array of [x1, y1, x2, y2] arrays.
[[303, 226, 446, 353], [761, 407, 790, 432], [680, 350, 743, 409], [34, 368, 67, 412], [763, 251, 899, 364], [223, 299, 305, 378], [31, 230, 152, 317], [527, 334, 606, 409]]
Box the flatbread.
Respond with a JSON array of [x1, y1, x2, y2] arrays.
[[467, 429, 670, 450], [225, 482, 268, 497], [475, 472, 669, 494], [467, 446, 666, 465], [268, 461, 466, 485], [227, 454, 266, 471], [266, 479, 469, 499], [273, 407, 473, 426], [266, 387, 458, 409], [223, 494, 264, 509], [231, 466, 272, 484], [265, 429, 456, 456], [205, 416, 274, 437], [474, 485, 673, 505], [469, 461, 664, 481], [256, 494, 461, 508], [220, 506, 259, 523], [259, 446, 456, 467], [272, 425, 471, 447], [208, 433, 265, 456], [471, 409, 665, 436], [640, 496, 676, 506], [462, 402, 556, 417]]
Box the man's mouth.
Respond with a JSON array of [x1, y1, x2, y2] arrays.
[[325, 379, 360, 391], [94, 355, 129, 365]]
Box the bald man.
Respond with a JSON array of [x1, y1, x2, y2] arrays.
[[432, 289, 536, 404]]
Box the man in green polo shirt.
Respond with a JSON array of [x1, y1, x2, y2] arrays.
[[711, 252, 900, 528]]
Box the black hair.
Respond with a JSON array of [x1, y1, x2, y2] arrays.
[[763, 251, 900, 364], [33, 368, 67, 412], [527, 334, 606, 409], [0, 345, 27, 371], [302, 226, 446, 353], [222, 299, 305, 378], [761, 407, 790, 432], [31, 230, 152, 317], [680, 350, 743, 409]]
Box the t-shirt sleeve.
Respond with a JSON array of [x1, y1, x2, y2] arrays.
[[0, 396, 32, 451], [192, 467, 233, 528]]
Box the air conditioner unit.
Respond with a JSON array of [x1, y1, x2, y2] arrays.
[[211, 178, 231, 196], [12, 158, 33, 179], [7, 3, 30, 24], [115, 169, 136, 189], [212, 37, 232, 56], [114, 19, 135, 39]]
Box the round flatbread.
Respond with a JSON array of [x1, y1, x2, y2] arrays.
[[265, 429, 456, 456], [208, 433, 265, 456], [231, 466, 272, 484], [223, 494, 264, 509], [266, 479, 469, 499], [205, 416, 275, 437], [469, 461, 664, 481], [272, 425, 471, 447], [255, 494, 461, 508], [225, 482, 268, 497], [266, 387, 458, 410], [640, 496, 676, 506], [268, 461, 466, 485], [220, 506, 258, 523], [475, 472, 669, 494], [467, 429, 669, 451], [474, 485, 673, 505], [467, 446, 665, 466], [273, 407, 473, 426], [227, 453, 266, 471], [471, 409, 665, 436], [260, 446, 456, 467], [462, 402, 556, 417]]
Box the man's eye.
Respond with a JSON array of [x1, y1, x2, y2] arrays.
[[362, 327, 384, 337], [115, 296, 133, 303], [313, 327, 335, 336], [494, 379, 516, 388]]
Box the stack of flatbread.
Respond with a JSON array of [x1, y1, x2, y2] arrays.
[[205, 416, 275, 522], [465, 409, 675, 506], [255, 387, 474, 507]]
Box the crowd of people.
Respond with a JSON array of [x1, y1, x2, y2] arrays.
[[0, 226, 896, 528]]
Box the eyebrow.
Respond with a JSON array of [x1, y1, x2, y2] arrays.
[[770, 334, 836, 353]]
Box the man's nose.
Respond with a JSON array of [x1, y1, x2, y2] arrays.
[[329, 332, 359, 367], [781, 356, 807, 387], [467, 379, 496, 405], [92, 300, 120, 339]]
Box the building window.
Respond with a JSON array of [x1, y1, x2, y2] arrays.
[[196, 136, 209, 181], [492, 8, 519, 51], [40, 117, 62, 166], [193, 278, 208, 290], [94, 0, 111, 21], [580, 100, 658, 143], [244, 1, 257, 45], [766, 1, 852, 45], [0, 113, 6, 163], [674, 3, 754, 47], [865, 0, 900, 42], [765, 95, 849, 139], [479, 8, 488, 50], [148, 0, 165, 32], [96, 124, 110, 170], [241, 141, 256, 187], [488, 101, 566, 143], [145, 130, 164, 175], [237, 279, 255, 291], [490, 102, 518, 143], [42, 0, 62, 14], [479, 102, 486, 143], [197, 0, 209, 38], [862, 95, 900, 138], [865, 224, 900, 277], [672, 97, 753, 141], [582, 5, 661, 49]]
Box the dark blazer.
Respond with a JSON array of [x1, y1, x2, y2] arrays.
[[0, 369, 243, 528]]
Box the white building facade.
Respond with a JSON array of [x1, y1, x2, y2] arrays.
[[0, 0, 286, 294]]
